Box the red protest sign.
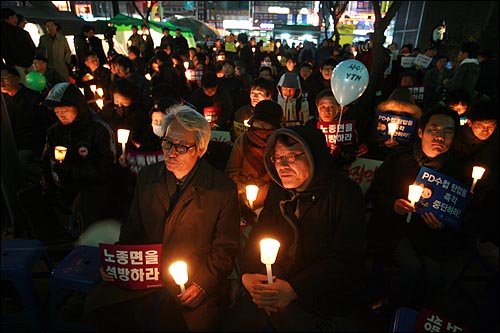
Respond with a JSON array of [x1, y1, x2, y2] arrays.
[[99, 243, 164, 290], [203, 105, 222, 123], [414, 307, 469, 332]]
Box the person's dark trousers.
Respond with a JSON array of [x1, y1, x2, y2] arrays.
[[85, 290, 189, 332]]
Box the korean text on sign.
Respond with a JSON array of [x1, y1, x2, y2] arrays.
[[99, 243, 164, 290]]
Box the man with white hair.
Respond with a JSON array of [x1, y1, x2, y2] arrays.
[[84, 105, 240, 332]]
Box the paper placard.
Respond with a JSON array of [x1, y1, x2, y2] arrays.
[[99, 243, 164, 290], [348, 158, 383, 194], [317, 120, 356, 147], [400, 56, 416, 68], [373, 112, 417, 144], [413, 53, 433, 68], [414, 167, 470, 229], [125, 150, 164, 176], [210, 130, 231, 143]]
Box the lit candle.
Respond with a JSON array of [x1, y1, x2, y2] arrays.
[[96, 88, 104, 97], [54, 146, 67, 163], [117, 129, 130, 155], [470, 166, 486, 193], [169, 261, 188, 294], [90, 85, 97, 93], [277, 55, 282, 62], [260, 238, 280, 284], [388, 122, 398, 142], [145, 73, 152, 81], [79, 87, 85, 95], [406, 184, 424, 223], [245, 185, 259, 209], [252, 47, 256, 54], [183, 61, 190, 70], [205, 115, 212, 123], [96, 99, 104, 109]]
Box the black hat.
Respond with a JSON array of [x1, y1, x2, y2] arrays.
[[42, 82, 86, 109], [33, 54, 49, 63], [249, 100, 283, 129]]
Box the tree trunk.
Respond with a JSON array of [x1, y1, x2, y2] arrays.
[[360, 1, 402, 108]]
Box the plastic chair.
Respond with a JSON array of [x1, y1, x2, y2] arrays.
[[1, 239, 52, 332], [50, 245, 102, 330], [390, 306, 419, 332]]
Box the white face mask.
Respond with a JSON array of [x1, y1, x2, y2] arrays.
[[152, 124, 165, 137]]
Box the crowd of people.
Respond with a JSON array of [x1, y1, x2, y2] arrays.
[[2, 8, 499, 331]]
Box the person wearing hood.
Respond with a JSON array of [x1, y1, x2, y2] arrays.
[[443, 41, 481, 102], [276, 72, 310, 127], [223, 126, 368, 331], [40, 82, 116, 236], [366, 87, 423, 161]]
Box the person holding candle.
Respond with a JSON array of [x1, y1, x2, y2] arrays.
[[223, 125, 368, 331], [451, 99, 499, 267], [365, 87, 422, 161], [366, 105, 466, 311], [76, 51, 112, 110], [40, 82, 116, 236], [451, 99, 498, 194], [225, 100, 283, 304], [187, 71, 234, 131], [100, 78, 158, 222], [84, 106, 240, 332]]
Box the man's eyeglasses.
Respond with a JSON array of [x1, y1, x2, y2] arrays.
[[161, 139, 196, 154], [270, 152, 305, 164]]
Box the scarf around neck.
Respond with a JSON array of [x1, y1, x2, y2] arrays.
[[244, 128, 273, 178]]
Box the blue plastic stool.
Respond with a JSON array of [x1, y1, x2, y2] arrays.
[[50, 245, 101, 330], [1, 239, 51, 332], [390, 306, 419, 332]]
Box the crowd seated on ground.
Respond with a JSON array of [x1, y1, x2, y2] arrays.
[[2, 15, 498, 331]]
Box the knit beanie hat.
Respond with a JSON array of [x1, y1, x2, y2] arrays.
[[249, 100, 283, 129]]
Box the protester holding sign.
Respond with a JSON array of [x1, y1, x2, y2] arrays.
[[188, 71, 234, 131], [306, 89, 358, 173], [366, 87, 422, 161], [84, 106, 240, 331], [366, 105, 467, 310]]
